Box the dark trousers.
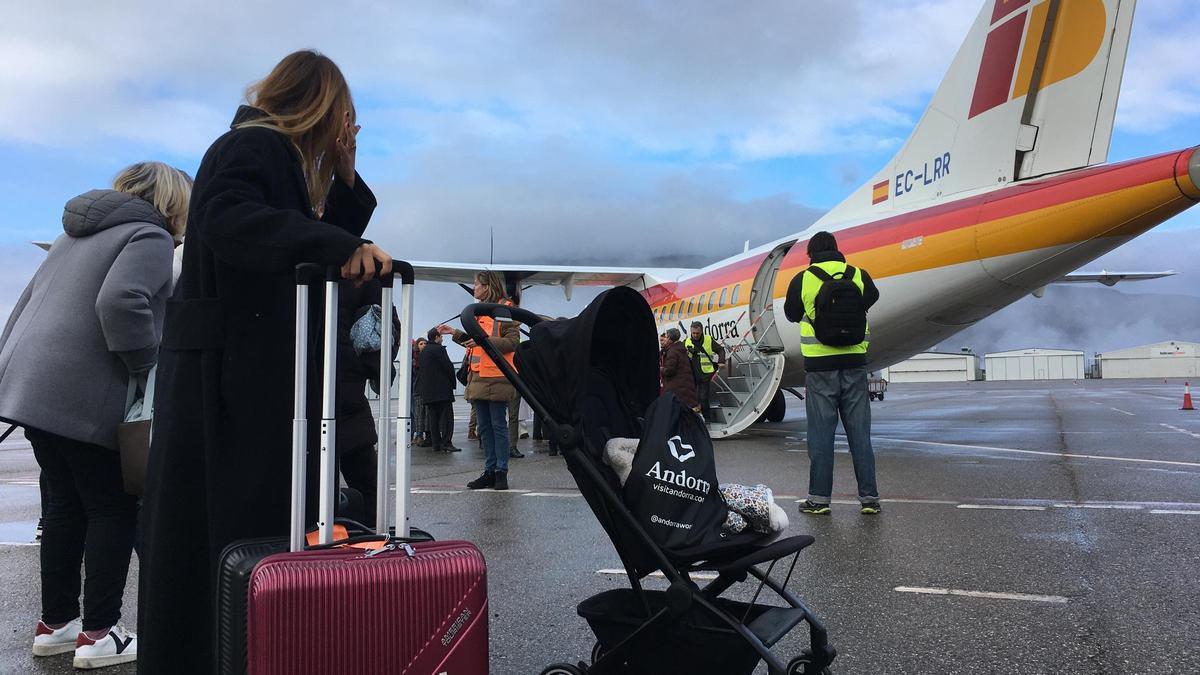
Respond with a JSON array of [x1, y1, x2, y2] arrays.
[[426, 400, 454, 451], [338, 443, 377, 528], [697, 378, 713, 422], [27, 428, 138, 631]]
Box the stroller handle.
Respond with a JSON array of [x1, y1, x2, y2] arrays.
[[459, 303, 575, 446], [459, 303, 545, 341]]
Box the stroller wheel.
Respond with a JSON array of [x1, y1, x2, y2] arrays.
[[540, 663, 587, 675], [785, 654, 833, 675], [590, 640, 604, 664]]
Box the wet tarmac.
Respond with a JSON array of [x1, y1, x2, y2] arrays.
[[2, 379, 1198, 674]]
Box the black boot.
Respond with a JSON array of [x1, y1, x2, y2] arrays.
[[492, 471, 509, 491], [509, 446, 524, 459], [467, 471, 495, 490]]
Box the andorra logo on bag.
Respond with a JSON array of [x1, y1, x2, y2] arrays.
[[667, 435, 695, 463]]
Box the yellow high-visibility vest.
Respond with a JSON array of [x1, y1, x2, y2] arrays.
[[799, 261, 870, 359]]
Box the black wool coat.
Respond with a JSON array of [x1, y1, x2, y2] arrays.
[[416, 340, 456, 404], [137, 106, 376, 674]]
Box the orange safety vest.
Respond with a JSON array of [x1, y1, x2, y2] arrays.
[[469, 302, 518, 378]]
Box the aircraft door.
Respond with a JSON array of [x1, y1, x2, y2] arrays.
[[748, 242, 794, 352]]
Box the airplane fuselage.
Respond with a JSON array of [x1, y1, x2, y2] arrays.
[[645, 147, 1200, 386]]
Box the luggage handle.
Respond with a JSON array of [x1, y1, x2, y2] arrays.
[[291, 260, 416, 553]]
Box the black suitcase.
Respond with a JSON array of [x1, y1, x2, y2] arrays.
[[213, 262, 422, 675]]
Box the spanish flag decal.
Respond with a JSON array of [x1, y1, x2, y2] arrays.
[[872, 180, 889, 205]]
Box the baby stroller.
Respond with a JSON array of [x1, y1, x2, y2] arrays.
[[461, 287, 836, 675]]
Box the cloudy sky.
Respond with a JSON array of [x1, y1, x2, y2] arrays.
[[2, 0, 1198, 357]]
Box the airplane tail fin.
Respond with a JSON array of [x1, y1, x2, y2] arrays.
[[821, 0, 1137, 225]]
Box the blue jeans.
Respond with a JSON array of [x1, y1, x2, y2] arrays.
[[804, 367, 879, 504], [474, 400, 509, 473]]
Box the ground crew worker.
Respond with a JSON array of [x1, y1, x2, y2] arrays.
[[685, 322, 725, 423], [783, 231, 882, 516]]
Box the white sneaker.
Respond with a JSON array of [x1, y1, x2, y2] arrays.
[[32, 618, 82, 656], [72, 625, 137, 669]]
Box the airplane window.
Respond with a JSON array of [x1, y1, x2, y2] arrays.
[[698, 294, 706, 313], [731, 284, 740, 305], [708, 294, 716, 311], [669, 302, 677, 320], [719, 288, 728, 307], [687, 298, 695, 315]]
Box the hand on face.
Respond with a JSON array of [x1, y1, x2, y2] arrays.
[[335, 111, 360, 187]]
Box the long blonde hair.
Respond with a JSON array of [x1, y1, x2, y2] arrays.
[[237, 50, 354, 209], [112, 162, 193, 241], [476, 271, 510, 304]]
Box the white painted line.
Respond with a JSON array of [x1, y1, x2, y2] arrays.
[[881, 498, 960, 505], [410, 489, 463, 495], [1051, 503, 1141, 510], [0, 542, 39, 547], [1109, 407, 1136, 416], [873, 436, 1200, 468], [523, 492, 582, 497], [773, 495, 799, 501], [4, 481, 39, 486], [1149, 509, 1200, 515], [956, 504, 1045, 511], [1160, 423, 1200, 439], [894, 586, 1067, 604], [597, 568, 719, 581]]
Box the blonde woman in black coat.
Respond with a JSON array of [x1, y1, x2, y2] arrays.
[[137, 51, 392, 674]]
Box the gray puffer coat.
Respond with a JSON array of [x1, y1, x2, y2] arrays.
[[0, 190, 175, 449]]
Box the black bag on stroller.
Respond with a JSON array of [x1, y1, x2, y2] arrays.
[[625, 392, 727, 552], [461, 287, 836, 675]]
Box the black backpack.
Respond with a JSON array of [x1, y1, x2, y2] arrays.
[[623, 392, 727, 552], [806, 265, 867, 347]]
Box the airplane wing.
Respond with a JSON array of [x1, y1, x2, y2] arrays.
[[1054, 270, 1176, 287], [410, 260, 691, 299]]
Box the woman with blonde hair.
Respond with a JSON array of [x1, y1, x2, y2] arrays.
[[137, 50, 391, 674], [0, 161, 190, 669], [438, 270, 521, 490]]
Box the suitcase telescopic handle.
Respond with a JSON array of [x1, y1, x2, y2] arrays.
[[292, 261, 416, 552]]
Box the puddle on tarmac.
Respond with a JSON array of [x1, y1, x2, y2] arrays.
[[0, 521, 38, 544]]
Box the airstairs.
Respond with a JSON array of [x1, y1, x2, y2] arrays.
[[705, 241, 794, 438]]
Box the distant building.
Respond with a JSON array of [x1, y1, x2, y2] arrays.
[[985, 348, 1084, 381], [1097, 341, 1200, 379], [878, 351, 982, 383]]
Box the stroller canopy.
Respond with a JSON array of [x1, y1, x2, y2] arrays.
[[514, 286, 660, 436]]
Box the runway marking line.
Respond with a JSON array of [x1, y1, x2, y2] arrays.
[[956, 504, 1045, 511], [523, 492, 582, 497], [1149, 509, 1200, 515], [894, 586, 1068, 604], [1052, 503, 1141, 510], [0, 542, 38, 547], [873, 436, 1200, 468], [1109, 407, 1136, 416], [410, 489, 463, 495], [1160, 423, 1200, 439]]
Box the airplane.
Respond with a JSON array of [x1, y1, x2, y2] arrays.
[[411, 0, 1198, 437]]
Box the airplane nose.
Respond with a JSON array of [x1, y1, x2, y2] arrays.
[[1176, 146, 1200, 199]]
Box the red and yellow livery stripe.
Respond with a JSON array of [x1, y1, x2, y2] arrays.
[[647, 148, 1199, 320]]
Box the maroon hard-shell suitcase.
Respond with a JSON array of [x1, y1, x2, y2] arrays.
[[242, 263, 489, 675], [248, 541, 488, 674]]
